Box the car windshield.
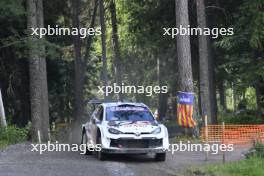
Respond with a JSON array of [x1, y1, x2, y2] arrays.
[[106, 106, 154, 121]]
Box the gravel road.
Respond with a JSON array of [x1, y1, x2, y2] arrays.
[[0, 143, 247, 176]]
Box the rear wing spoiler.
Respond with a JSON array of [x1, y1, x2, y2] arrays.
[[85, 99, 139, 110], [88, 99, 104, 105], [85, 99, 104, 111], [85, 99, 117, 110]]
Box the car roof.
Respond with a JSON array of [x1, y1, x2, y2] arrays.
[[101, 102, 148, 108]]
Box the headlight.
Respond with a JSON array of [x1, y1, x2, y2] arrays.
[[108, 128, 122, 134], [151, 127, 161, 134]]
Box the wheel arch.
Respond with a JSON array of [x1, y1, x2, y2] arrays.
[[96, 126, 104, 144]]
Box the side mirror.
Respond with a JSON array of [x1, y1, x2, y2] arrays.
[[92, 118, 96, 124], [92, 118, 100, 124], [88, 112, 92, 118]]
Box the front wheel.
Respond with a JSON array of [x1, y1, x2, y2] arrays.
[[155, 153, 166, 161], [97, 137, 106, 161], [81, 131, 92, 155]]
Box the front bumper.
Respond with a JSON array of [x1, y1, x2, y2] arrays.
[[101, 137, 167, 154], [99, 124, 170, 153], [102, 147, 166, 154]]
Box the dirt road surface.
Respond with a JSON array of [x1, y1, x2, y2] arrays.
[[0, 143, 247, 176]]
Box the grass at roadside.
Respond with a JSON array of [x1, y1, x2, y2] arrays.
[[170, 135, 201, 143], [178, 143, 264, 176], [202, 157, 263, 176], [0, 126, 29, 149], [177, 157, 264, 176], [0, 140, 8, 149]]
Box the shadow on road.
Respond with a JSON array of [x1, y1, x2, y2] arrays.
[[83, 153, 158, 163]]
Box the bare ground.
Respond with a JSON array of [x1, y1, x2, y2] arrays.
[[0, 143, 248, 176]]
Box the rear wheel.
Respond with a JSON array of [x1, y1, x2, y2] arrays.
[[155, 153, 166, 161], [81, 131, 92, 155], [97, 137, 106, 161]]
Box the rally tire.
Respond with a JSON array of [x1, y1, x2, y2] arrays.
[[155, 153, 166, 162], [82, 131, 92, 155], [97, 137, 106, 161]]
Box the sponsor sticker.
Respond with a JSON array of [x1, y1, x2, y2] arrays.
[[122, 121, 151, 128], [110, 106, 147, 111]]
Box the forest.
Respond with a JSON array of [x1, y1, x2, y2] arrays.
[[0, 0, 264, 142]]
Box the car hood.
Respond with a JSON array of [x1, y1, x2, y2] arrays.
[[108, 121, 159, 134]]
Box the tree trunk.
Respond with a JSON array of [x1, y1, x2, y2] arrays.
[[175, 0, 195, 135], [158, 93, 168, 120], [232, 83, 238, 111], [110, 0, 123, 101], [208, 39, 218, 124], [99, 0, 108, 100], [253, 51, 264, 116], [196, 0, 215, 124], [157, 57, 167, 120], [27, 0, 42, 141], [37, 0, 50, 141], [157, 57, 161, 119], [12, 60, 30, 127], [218, 80, 226, 111], [72, 0, 84, 121], [175, 0, 194, 92], [255, 79, 264, 116], [84, 0, 98, 62], [0, 88, 7, 127]]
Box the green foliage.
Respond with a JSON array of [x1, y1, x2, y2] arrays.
[[246, 143, 264, 159], [253, 143, 264, 158], [0, 140, 9, 149], [47, 58, 74, 120], [225, 87, 257, 111], [0, 0, 25, 19], [0, 126, 29, 149], [96, 0, 178, 108], [245, 87, 258, 110], [215, 0, 264, 90], [0, 0, 26, 50], [1, 0, 263, 127], [218, 112, 264, 124]]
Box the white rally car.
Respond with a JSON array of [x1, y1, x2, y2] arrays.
[[81, 101, 169, 161]]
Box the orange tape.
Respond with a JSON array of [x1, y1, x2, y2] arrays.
[[201, 125, 264, 146]]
